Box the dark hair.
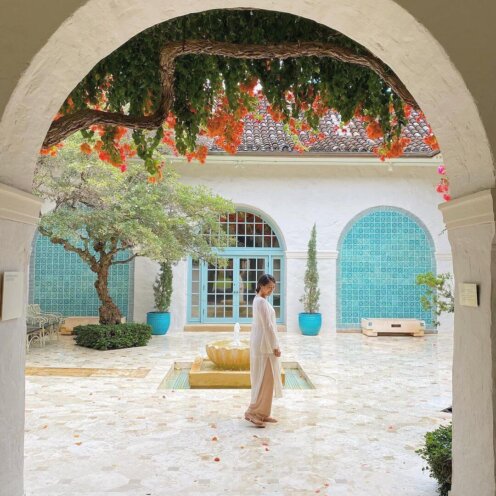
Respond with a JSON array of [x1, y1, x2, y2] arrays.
[[256, 273, 276, 293]]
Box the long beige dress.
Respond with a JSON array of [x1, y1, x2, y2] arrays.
[[245, 295, 283, 420]]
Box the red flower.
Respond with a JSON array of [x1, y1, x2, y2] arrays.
[[98, 151, 110, 162]]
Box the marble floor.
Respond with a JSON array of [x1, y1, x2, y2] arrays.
[[25, 329, 453, 496]]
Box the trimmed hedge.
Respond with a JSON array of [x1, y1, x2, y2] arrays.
[[416, 423, 452, 496], [74, 323, 152, 350]]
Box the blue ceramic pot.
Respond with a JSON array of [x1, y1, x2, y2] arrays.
[[146, 312, 171, 335], [298, 312, 322, 335]]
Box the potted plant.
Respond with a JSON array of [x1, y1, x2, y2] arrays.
[[299, 223, 322, 335], [147, 261, 173, 335]]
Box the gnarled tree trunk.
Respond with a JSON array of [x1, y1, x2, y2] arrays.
[[94, 263, 122, 325]]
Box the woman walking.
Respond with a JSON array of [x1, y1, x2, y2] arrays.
[[245, 274, 283, 427]]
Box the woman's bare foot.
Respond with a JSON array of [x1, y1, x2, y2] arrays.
[[263, 416, 278, 423], [244, 415, 266, 428]]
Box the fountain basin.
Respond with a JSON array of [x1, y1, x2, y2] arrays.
[[206, 339, 250, 370], [188, 356, 286, 388]]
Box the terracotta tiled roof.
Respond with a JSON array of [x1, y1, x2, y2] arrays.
[[199, 100, 437, 156]]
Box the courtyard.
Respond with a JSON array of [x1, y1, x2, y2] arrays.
[[2, 2, 495, 495], [24, 330, 452, 495]]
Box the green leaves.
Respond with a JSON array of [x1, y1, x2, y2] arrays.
[[34, 135, 234, 320], [74, 324, 152, 350], [416, 423, 452, 496], [416, 272, 454, 327], [153, 262, 173, 312], [35, 135, 234, 267], [300, 223, 320, 313], [63, 9, 407, 159]]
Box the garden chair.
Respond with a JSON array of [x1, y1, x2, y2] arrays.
[[27, 304, 64, 344]]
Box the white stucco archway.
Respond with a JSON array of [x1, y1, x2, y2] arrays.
[[0, 1, 493, 196], [1, 2, 495, 496]]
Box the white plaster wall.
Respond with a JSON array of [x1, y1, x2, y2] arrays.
[[439, 196, 496, 496], [0, 219, 38, 496], [133, 256, 187, 330], [132, 159, 452, 333]]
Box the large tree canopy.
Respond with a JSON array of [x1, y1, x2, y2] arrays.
[[41, 9, 448, 198], [35, 137, 234, 323]]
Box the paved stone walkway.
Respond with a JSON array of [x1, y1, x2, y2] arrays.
[[25, 330, 452, 495]]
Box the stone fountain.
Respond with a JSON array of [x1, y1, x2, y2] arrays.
[[205, 323, 250, 370], [188, 322, 285, 388]]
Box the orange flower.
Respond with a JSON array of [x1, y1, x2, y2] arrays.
[[424, 134, 440, 151], [239, 77, 259, 96], [98, 151, 110, 162], [403, 105, 412, 119], [165, 113, 177, 129], [80, 143, 92, 155], [366, 121, 383, 140], [115, 126, 127, 141], [267, 105, 284, 122]]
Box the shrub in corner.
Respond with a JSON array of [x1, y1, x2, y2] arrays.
[[74, 323, 152, 350], [416, 423, 452, 496]]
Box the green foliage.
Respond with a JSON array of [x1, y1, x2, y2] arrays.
[[33, 137, 234, 321], [68, 10, 407, 158], [34, 137, 234, 265], [300, 223, 320, 313], [74, 323, 152, 350], [416, 423, 452, 496], [416, 272, 454, 327], [153, 262, 173, 312]]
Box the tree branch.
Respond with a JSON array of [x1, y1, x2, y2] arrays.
[[112, 253, 139, 265], [43, 39, 417, 148], [162, 40, 416, 107], [39, 226, 98, 267]]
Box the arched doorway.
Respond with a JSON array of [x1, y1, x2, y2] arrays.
[[0, 3, 495, 496], [337, 207, 435, 329], [188, 208, 285, 324]]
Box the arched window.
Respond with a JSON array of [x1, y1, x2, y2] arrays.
[[337, 207, 435, 329], [29, 232, 134, 319], [188, 209, 285, 324]]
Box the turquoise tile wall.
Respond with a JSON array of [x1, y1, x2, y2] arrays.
[[337, 208, 434, 329], [29, 233, 134, 318]]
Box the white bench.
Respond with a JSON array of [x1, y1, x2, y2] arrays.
[[361, 318, 425, 337]]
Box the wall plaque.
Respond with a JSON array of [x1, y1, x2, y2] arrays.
[[459, 283, 479, 308], [0, 272, 24, 321]]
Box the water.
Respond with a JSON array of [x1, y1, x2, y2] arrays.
[[160, 362, 314, 390], [233, 322, 241, 347]]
